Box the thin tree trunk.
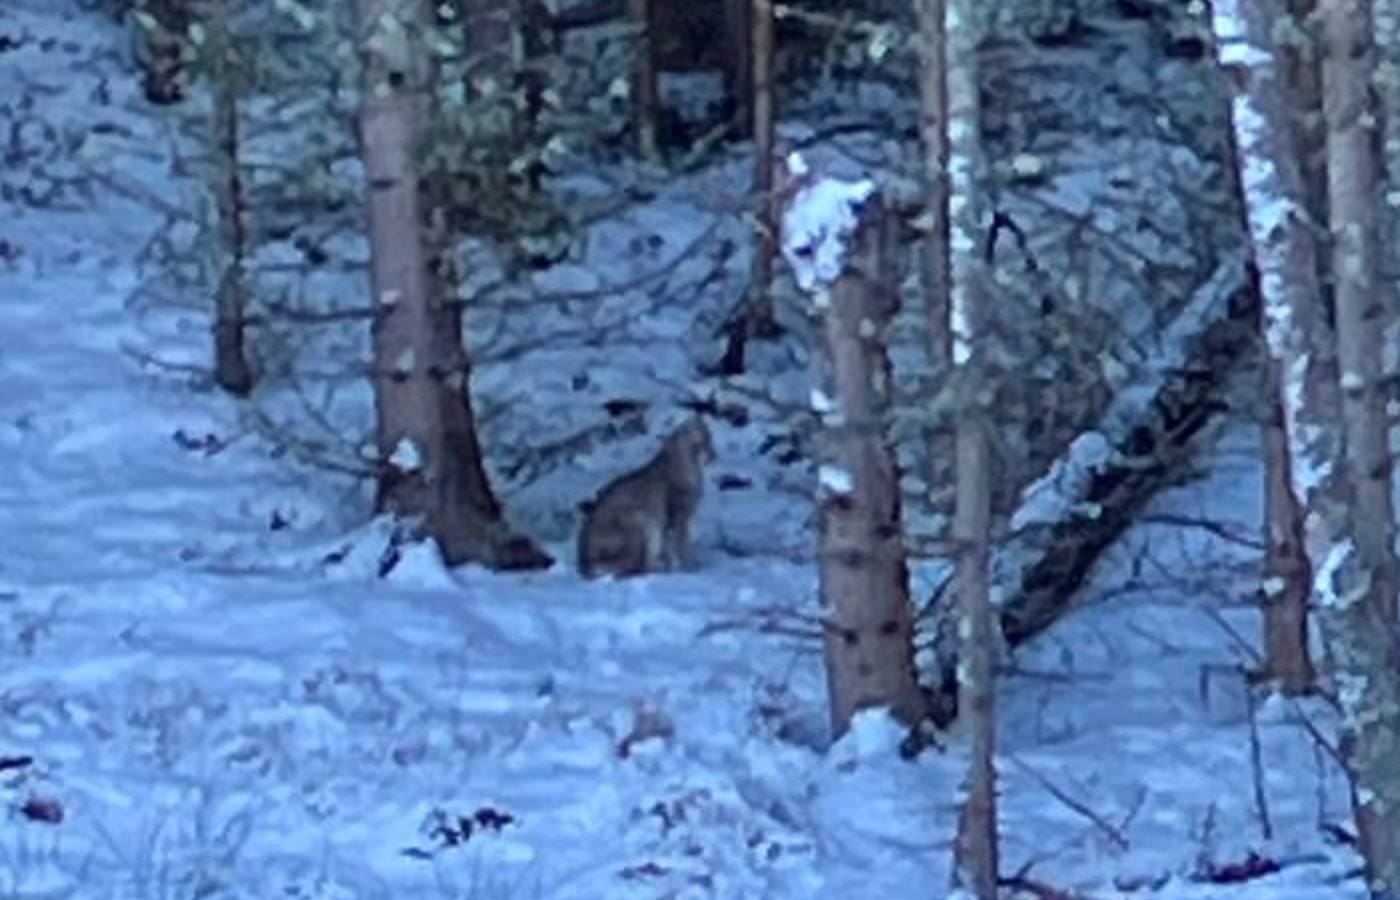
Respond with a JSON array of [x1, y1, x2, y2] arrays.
[[1259, 357, 1315, 692], [722, 0, 754, 138], [745, 0, 778, 338], [208, 0, 254, 397], [629, 0, 660, 161], [1321, 0, 1397, 626], [947, 0, 997, 894], [357, 0, 551, 571], [915, 0, 950, 372]]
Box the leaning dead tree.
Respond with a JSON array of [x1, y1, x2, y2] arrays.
[[355, 0, 551, 570], [918, 256, 1254, 713], [1215, 0, 1400, 892], [778, 154, 923, 738]]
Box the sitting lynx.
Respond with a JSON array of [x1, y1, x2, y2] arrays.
[[577, 416, 715, 578]]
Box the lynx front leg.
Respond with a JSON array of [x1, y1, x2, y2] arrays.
[[640, 519, 668, 572], [663, 519, 694, 571]]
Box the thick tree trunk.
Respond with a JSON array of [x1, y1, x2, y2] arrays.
[[208, 0, 254, 398], [1319, 0, 1400, 890], [1209, 0, 1316, 692], [780, 179, 922, 738], [947, 0, 997, 895], [1321, 0, 1397, 626], [1216, 1, 1400, 893], [357, 0, 551, 571], [816, 198, 923, 736], [1371, 0, 1400, 307]]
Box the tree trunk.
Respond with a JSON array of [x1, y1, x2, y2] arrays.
[[129, 0, 189, 105], [629, 0, 660, 162], [721, 0, 754, 138], [947, 0, 998, 895], [1371, 0, 1400, 315], [356, 0, 551, 571], [1320, 0, 1400, 890], [1321, 0, 1397, 626], [788, 186, 922, 738], [1210, 0, 1316, 693], [745, 0, 778, 336], [915, 0, 950, 372], [1259, 361, 1315, 693], [208, 0, 254, 397], [1216, 1, 1400, 893]]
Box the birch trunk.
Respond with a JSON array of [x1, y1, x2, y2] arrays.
[[1322, 0, 1398, 627], [1372, 0, 1400, 302], [357, 0, 550, 571], [1320, 1, 1400, 890], [1216, 0, 1400, 892], [915, 0, 950, 372], [947, 0, 997, 895]]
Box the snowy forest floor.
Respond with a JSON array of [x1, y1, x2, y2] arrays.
[[0, 1, 1376, 898]]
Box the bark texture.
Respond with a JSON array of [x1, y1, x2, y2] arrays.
[[1260, 364, 1316, 692], [357, 0, 551, 571], [947, 0, 998, 895], [1321, 0, 1397, 626], [813, 198, 923, 738], [1320, 0, 1400, 891]]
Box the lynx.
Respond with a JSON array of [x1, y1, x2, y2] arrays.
[[577, 416, 715, 578]]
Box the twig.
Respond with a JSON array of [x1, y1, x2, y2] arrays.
[[1135, 512, 1265, 550], [1197, 606, 1345, 769], [1244, 676, 1274, 841], [1007, 754, 1131, 851]]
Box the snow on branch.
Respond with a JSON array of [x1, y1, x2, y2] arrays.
[[778, 152, 877, 293]]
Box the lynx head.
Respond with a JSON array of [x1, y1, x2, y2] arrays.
[[667, 415, 716, 465]]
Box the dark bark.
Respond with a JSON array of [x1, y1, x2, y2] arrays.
[[815, 197, 924, 736]]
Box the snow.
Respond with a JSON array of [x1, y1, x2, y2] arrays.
[[778, 153, 877, 293], [0, 0, 1376, 897]]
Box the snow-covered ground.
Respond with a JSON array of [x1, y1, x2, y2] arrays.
[[0, 1, 1373, 897]]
